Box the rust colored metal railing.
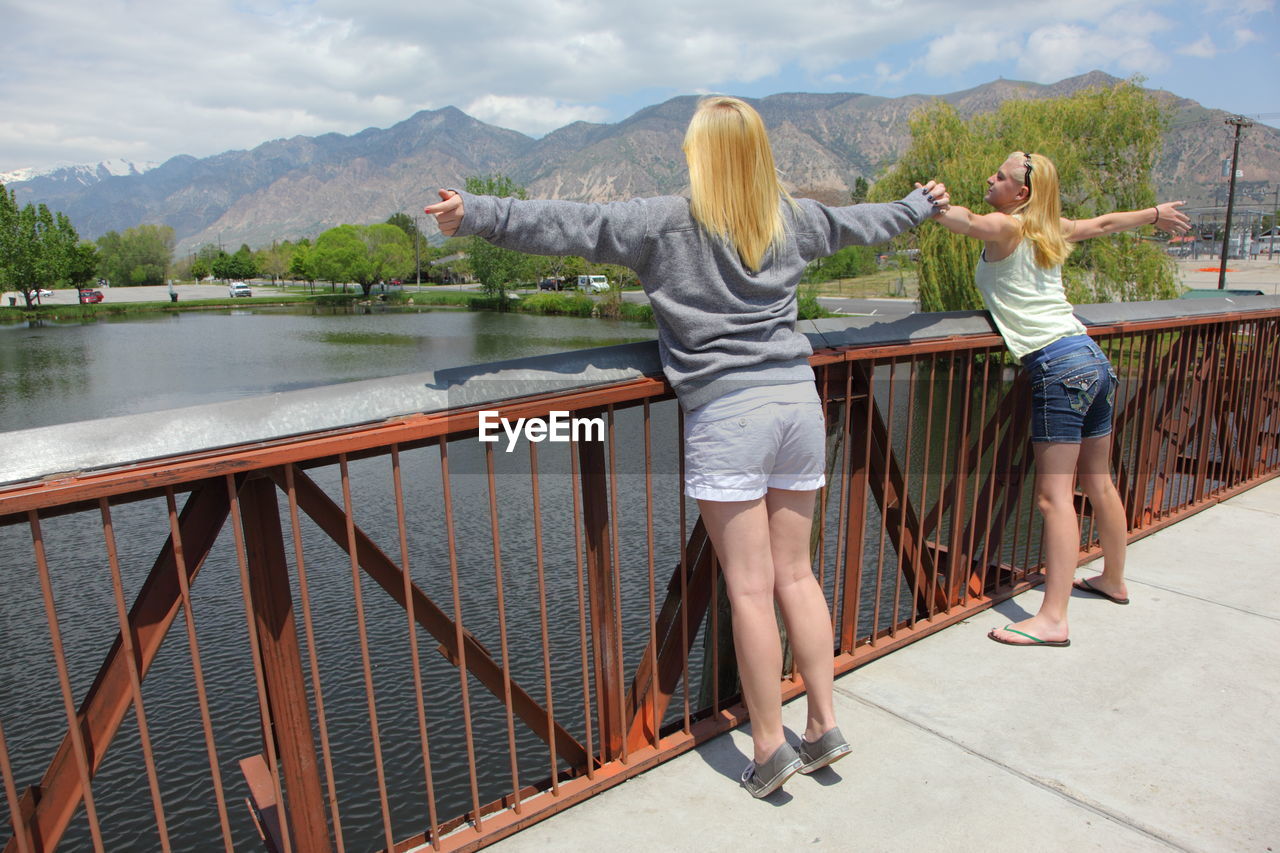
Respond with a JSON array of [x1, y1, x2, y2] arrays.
[[2, 300, 1278, 852]]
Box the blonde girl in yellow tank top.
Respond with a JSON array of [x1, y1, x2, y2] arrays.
[[928, 152, 1190, 647]]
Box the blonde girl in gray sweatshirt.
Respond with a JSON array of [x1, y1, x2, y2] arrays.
[[426, 96, 946, 797]]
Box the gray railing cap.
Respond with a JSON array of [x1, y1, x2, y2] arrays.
[[3, 296, 1277, 488]]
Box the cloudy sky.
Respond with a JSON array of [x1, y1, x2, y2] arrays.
[[1, 0, 1275, 176]]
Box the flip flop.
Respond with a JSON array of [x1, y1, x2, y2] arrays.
[[1073, 577, 1130, 605], [988, 625, 1071, 647]]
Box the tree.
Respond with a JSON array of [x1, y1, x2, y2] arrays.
[[256, 240, 294, 283], [850, 176, 870, 205], [311, 224, 412, 296], [873, 78, 1179, 311], [211, 245, 258, 282], [805, 245, 877, 282], [189, 243, 221, 282], [96, 224, 175, 287], [289, 240, 316, 289], [0, 186, 88, 305], [386, 213, 426, 283], [464, 175, 535, 304]]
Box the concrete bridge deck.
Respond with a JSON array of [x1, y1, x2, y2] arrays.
[[494, 476, 1280, 853]]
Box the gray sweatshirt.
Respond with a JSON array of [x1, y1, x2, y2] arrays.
[[454, 188, 935, 410]]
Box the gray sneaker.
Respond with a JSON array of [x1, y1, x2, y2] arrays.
[[740, 742, 802, 798], [797, 727, 851, 774]]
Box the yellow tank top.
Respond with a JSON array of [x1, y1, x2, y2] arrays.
[[974, 239, 1086, 363]]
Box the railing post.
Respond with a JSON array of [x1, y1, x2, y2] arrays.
[[239, 475, 333, 853], [577, 419, 624, 762]]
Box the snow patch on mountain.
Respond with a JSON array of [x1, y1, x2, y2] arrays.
[[0, 159, 159, 186]]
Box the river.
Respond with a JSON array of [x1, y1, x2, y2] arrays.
[[0, 304, 658, 433]]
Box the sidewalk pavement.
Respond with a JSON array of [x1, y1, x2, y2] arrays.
[[1176, 258, 1280, 295], [494, 476, 1280, 853]]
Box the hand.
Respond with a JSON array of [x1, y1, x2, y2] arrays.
[[916, 180, 950, 214], [424, 189, 464, 237], [1154, 200, 1190, 235]]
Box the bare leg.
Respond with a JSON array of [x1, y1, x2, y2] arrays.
[[764, 488, 837, 743], [1074, 433, 1129, 600], [697, 497, 786, 764], [989, 441, 1080, 644]]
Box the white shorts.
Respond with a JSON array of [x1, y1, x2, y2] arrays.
[[682, 384, 827, 502]]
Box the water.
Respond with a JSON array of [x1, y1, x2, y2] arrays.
[[0, 305, 658, 432]]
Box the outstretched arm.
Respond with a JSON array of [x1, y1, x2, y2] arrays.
[[929, 204, 1020, 242], [424, 188, 649, 267], [1063, 201, 1190, 242]]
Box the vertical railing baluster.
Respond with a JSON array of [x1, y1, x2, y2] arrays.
[[577, 408, 623, 762], [527, 442, 560, 794], [164, 487, 235, 852], [0, 720, 32, 853], [30, 510, 105, 853], [388, 449, 437, 849], [605, 406, 629, 765], [842, 359, 874, 650], [642, 400, 660, 748], [871, 359, 897, 644], [98, 500, 171, 852], [569, 439, 597, 779], [438, 439, 484, 823], [893, 357, 917, 634], [678, 409, 692, 735], [946, 352, 974, 608], [484, 443, 522, 810], [830, 362, 853, 643]]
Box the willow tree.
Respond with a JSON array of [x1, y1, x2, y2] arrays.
[[873, 79, 1179, 311]]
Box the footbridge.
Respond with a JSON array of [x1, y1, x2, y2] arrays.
[[2, 296, 1277, 852]]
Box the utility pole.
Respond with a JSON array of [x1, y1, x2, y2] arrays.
[[413, 213, 422, 287], [1218, 115, 1253, 289]]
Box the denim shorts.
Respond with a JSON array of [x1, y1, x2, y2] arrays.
[[1023, 336, 1117, 444], [683, 384, 826, 501]]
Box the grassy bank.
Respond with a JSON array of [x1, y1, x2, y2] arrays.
[[0, 294, 314, 323], [2, 283, 837, 325]]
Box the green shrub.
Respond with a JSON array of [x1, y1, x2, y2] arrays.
[[516, 292, 596, 316]]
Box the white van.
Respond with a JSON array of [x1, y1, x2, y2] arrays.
[[576, 275, 610, 293]]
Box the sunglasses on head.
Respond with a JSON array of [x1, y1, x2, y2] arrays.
[[1017, 152, 1033, 196]]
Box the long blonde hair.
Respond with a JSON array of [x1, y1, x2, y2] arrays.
[[1008, 151, 1072, 269], [683, 96, 792, 272]]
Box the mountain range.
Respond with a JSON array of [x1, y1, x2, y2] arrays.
[[5, 72, 1277, 256]]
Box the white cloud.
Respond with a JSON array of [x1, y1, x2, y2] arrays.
[[463, 96, 609, 136], [874, 62, 910, 85], [1179, 34, 1220, 57], [0, 0, 1273, 173], [923, 27, 1024, 75], [1016, 15, 1172, 82], [1234, 27, 1263, 44], [1203, 0, 1274, 17]]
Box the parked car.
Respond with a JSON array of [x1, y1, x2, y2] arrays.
[[575, 275, 610, 293], [32, 288, 54, 299], [538, 277, 567, 291], [78, 288, 104, 304], [228, 281, 252, 298]]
